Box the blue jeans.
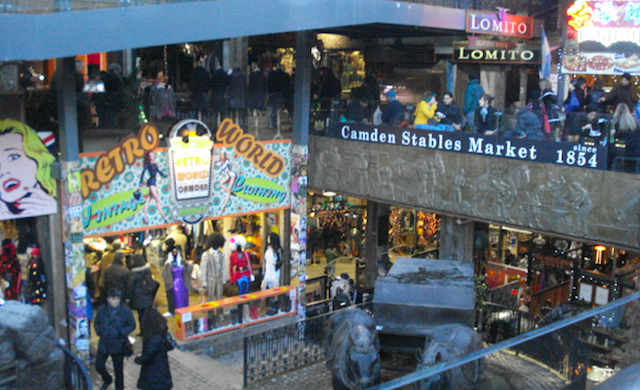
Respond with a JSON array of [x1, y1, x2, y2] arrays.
[[465, 111, 475, 131], [237, 275, 250, 295]]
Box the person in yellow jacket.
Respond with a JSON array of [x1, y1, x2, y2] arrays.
[[414, 92, 441, 129]]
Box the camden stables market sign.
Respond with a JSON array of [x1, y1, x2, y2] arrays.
[[466, 9, 533, 39], [329, 123, 606, 170], [453, 39, 540, 65]]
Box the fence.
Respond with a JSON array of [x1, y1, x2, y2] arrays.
[[61, 343, 93, 390], [243, 301, 372, 387], [0, 343, 92, 390], [370, 291, 640, 390]]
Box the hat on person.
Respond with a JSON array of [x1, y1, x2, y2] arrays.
[[107, 289, 122, 298], [229, 235, 247, 249], [622, 72, 632, 81], [385, 89, 396, 99], [340, 273, 350, 280]]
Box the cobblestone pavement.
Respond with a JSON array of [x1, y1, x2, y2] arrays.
[[90, 348, 243, 390], [247, 360, 332, 390], [246, 350, 570, 390]]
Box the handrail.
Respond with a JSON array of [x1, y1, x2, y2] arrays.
[[369, 291, 640, 390], [58, 342, 93, 390]]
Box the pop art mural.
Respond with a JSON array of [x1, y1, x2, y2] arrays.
[[80, 121, 291, 237], [0, 120, 57, 221]]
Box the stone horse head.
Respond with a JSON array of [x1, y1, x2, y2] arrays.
[[326, 309, 380, 390], [416, 324, 482, 390]]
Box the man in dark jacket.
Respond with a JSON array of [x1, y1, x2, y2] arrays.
[[382, 89, 404, 126], [437, 92, 464, 131], [572, 110, 604, 142], [464, 73, 484, 130], [127, 254, 159, 335], [600, 72, 639, 110], [515, 105, 545, 140], [103, 251, 131, 299], [94, 289, 136, 390]]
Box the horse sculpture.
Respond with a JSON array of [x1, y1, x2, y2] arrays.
[[473, 164, 530, 219], [326, 308, 380, 390], [416, 324, 483, 390]]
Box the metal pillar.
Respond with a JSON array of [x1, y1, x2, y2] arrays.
[[364, 201, 390, 289], [293, 31, 313, 145], [439, 216, 474, 262], [51, 57, 80, 340]]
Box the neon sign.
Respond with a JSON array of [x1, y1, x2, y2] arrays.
[[568, 1, 640, 29], [568, 0, 595, 30], [626, 2, 640, 24]]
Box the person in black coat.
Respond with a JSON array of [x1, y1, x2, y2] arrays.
[[135, 309, 173, 390], [94, 289, 136, 390], [127, 254, 159, 335], [474, 94, 498, 134], [248, 62, 267, 111], [436, 91, 464, 131], [103, 251, 131, 298]]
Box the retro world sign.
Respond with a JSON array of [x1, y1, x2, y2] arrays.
[[167, 119, 215, 224], [80, 121, 291, 237]]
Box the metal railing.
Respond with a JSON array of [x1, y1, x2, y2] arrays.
[[0, 342, 92, 390], [370, 291, 640, 389], [243, 301, 372, 387], [60, 343, 93, 390]]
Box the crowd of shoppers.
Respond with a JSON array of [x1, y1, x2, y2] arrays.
[[339, 71, 640, 158], [88, 246, 173, 390]]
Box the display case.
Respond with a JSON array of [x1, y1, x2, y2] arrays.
[[175, 286, 295, 341]]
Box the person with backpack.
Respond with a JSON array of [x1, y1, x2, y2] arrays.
[[540, 78, 561, 139], [134, 308, 173, 390], [127, 254, 159, 336]]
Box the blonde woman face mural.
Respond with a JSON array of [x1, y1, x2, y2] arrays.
[[0, 120, 57, 219]]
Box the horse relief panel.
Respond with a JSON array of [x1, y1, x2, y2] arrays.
[[310, 137, 640, 250]]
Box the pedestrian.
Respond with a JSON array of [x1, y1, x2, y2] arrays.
[[94, 289, 136, 390], [103, 251, 131, 299], [127, 254, 159, 336], [414, 92, 439, 129], [134, 309, 173, 390], [599, 72, 638, 110], [474, 94, 498, 135], [382, 89, 404, 126], [464, 72, 485, 131]]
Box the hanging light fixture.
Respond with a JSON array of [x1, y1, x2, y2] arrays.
[[594, 245, 606, 265]]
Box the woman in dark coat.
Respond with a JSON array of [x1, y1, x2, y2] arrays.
[[135, 309, 173, 390]]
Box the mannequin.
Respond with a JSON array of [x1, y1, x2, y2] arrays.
[[229, 235, 253, 295], [161, 238, 189, 315], [261, 233, 283, 290], [200, 233, 226, 302], [163, 225, 188, 259], [0, 239, 19, 301]]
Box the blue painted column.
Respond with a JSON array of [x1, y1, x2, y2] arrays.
[[292, 30, 313, 146], [289, 31, 312, 319]]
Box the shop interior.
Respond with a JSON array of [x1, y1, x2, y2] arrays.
[[82, 210, 292, 340]]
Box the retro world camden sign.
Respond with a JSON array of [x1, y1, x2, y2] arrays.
[[329, 123, 606, 170], [453, 39, 540, 64], [466, 9, 534, 39]]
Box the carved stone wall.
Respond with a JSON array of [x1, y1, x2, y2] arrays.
[[310, 136, 640, 250]]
